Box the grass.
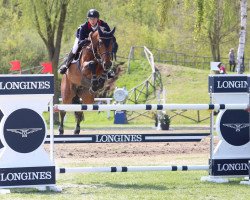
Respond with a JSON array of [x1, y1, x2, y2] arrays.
[[2, 172, 250, 199], [115, 59, 153, 90]]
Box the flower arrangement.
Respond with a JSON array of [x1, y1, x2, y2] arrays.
[[154, 112, 171, 130]]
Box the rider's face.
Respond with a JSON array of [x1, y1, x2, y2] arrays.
[[88, 17, 98, 27]]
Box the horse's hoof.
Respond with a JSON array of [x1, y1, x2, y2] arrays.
[[74, 125, 80, 135], [90, 85, 99, 93], [89, 88, 97, 94], [98, 78, 105, 89], [90, 78, 99, 92], [59, 126, 64, 135], [74, 130, 80, 135]]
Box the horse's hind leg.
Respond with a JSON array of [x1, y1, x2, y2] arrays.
[[59, 111, 66, 135], [74, 111, 83, 134], [72, 95, 83, 135], [60, 74, 76, 135]]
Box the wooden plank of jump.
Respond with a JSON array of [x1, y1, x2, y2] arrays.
[[45, 133, 209, 144]]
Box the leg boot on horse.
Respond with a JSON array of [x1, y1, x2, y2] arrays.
[[59, 51, 75, 74]]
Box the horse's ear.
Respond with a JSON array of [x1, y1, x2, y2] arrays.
[[110, 27, 116, 35], [97, 26, 104, 37]]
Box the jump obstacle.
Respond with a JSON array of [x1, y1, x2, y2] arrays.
[[0, 74, 250, 192], [57, 165, 209, 173], [54, 103, 249, 111], [45, 133, 209, 143]]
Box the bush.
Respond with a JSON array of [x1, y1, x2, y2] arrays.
[[154, 112, 171, 130]]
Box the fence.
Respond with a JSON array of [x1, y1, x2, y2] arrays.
[[126, 46, 163, 121], [127, 46, 213, 123], [127, 46, 250, 71]]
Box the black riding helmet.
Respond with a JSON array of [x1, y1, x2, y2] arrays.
[[87, 9, 99, 18]]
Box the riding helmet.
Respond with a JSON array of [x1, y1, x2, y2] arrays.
[[87, 9, 99, 18]]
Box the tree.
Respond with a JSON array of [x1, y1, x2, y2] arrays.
[[158, 0, 239, 61], [237, 0, 247, 74], [21, 0, 70, 123], [192, 0, 239, 61]]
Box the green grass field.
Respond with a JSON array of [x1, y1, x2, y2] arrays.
[[2, 172, 250, 200]]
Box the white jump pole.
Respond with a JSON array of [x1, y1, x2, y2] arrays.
[[54, 104, 249, 112], [57, 165, 209, 174], [49, 98, 54, 161]]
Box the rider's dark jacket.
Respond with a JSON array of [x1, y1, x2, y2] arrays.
[[76, 20, 111, 40]]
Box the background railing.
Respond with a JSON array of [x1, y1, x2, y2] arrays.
[[127, 46, 250, 72], [126, 46, 163, 121], [126, 46, 210, 123]]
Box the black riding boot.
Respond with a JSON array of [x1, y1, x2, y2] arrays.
[[59, 51, 75, 74]]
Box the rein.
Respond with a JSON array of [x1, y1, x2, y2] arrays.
[[89, 34, 113, 65], [89, 36, 102, 63]]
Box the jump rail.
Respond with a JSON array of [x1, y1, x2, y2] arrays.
[[57, 165, 209, 173], [45, 133, 209, 143], [54, 103, 249, 112]]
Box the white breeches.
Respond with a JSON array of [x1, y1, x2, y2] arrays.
[[72, 38, 79, 54]]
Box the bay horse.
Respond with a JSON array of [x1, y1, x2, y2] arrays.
[[59, 26, 115, 134]]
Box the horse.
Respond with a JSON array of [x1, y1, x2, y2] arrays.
[[59, 26, 116, 135]]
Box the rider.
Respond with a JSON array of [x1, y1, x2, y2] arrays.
[[59, 9, 112, 74]]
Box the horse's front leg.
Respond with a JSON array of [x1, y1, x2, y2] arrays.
[[98, 61, 112, 90], [74, 111, 83, 135], [88, 61, 99, 93], [59, 111, 66, 135], [98, 69, 108, 90], [72, 96, 83, 135], [60, 75, 76, 135]]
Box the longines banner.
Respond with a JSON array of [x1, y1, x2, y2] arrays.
[[0, 75, 54, 95], [210, 159, 250, 176], [0, 166, 55, 186], [209, 75, 249, 93], [0, 75, 55, 189]]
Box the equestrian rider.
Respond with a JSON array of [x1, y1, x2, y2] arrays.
[[59, 9, 111, 74]]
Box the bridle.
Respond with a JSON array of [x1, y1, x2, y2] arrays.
[[89, 34, 113, 67]]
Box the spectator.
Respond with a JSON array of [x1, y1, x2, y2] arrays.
[[228, 48, 236, 72], [218, 62, 226, 74]]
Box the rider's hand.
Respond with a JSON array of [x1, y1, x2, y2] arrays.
[[78, 39, 90, 48]]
